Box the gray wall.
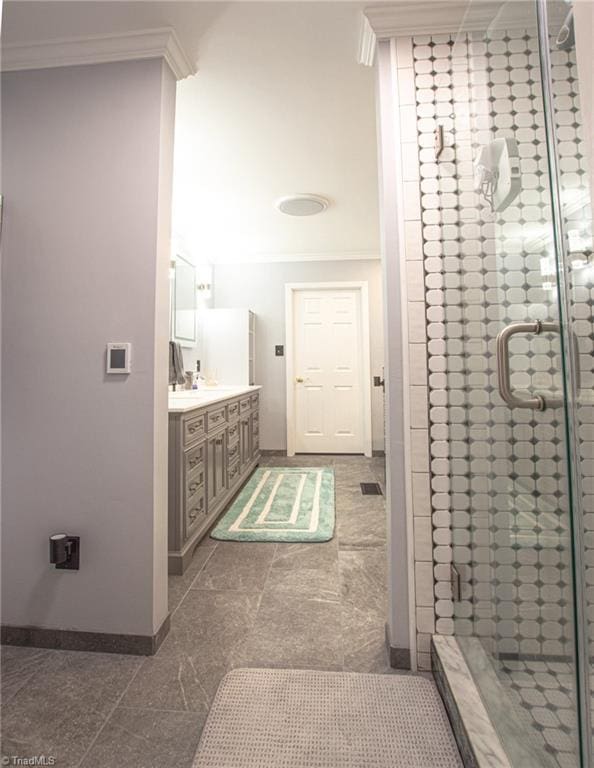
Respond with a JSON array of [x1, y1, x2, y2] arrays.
[[1, 59, 175, 637], [213, 259, 385, 452]]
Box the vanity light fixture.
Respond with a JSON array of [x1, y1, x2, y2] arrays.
[[275, 194, 329, 217]]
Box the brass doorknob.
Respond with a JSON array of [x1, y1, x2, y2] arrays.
[[295, 377, 304, 383]]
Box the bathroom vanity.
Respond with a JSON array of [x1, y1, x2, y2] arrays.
[[168, 386, 261, 574]]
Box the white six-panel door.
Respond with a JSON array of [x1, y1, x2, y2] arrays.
[[291, 287, 365, 454]]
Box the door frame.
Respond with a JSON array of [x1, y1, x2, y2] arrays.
[[284, 281, 373, 458]]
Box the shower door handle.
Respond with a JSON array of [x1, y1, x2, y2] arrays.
[[496, 321, 564, 410]]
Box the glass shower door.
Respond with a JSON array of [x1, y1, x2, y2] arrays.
[[428, 0, 594, 764]]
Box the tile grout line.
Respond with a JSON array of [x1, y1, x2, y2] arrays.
[[336, 471, 347, 673], [74, 656, 145, 768], [1, 648, 58, 705], [220, 543, 278, 670], [171, 544, 218, 616], [253, 542, 279, 613]]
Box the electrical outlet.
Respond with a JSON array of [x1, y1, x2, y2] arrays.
[[275, 345, 284, 357]]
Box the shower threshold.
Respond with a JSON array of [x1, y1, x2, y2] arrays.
[[432, 636, 560, 768]]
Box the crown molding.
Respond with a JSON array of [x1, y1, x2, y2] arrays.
[[364, 1, 526, 40], [215, 251, 382, 265], [358, 13, 377, 67], [1, 27, 196, 80]]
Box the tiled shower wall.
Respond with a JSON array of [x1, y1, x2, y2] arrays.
[[397, 29, 593, 669]]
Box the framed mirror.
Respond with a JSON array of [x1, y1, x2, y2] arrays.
[[171, 254, 196, 346]]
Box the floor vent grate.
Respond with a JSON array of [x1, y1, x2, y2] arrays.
[[360, 482, 383, 496]]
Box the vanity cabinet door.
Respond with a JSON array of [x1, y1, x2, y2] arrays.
[[239, 416, 251, 470], [251, 411, 260, 459], [207, 430, 226, 507]]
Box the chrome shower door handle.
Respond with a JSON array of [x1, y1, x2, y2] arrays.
[[496, 321, 564, 410]]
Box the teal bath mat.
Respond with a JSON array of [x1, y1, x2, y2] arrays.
[[211, 467, 335, 542]]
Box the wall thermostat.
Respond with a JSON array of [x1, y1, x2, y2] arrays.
[[106, 343, 131, 374]]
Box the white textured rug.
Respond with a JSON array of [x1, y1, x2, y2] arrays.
[[193, 668, 462, 767]]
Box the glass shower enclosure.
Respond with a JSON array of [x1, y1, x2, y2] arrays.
[[442, 0, 593, 765]]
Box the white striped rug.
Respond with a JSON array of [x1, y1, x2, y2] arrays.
[[211, 467, 335, 542]]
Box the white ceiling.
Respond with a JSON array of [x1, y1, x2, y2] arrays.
[[172, 2, 380, 264], [3, 1, 381, 265]]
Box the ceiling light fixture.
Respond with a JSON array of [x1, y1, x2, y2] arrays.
[[275, 194, 329, 217]]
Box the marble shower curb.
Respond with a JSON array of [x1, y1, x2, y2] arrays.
[[431, 636, 511, 768]]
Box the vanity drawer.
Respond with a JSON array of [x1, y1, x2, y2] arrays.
[[227, 421, 240, 446], [185, 492, 206, 537], [227, 440, 240, 465], [185, 442, 205, 474], [227, 401, 240, 422], [250, 393, 259, 409], [228, 459, 241, 488], [185, 466, 205, 504], [239, 397, 251, 414], [184, 413, 205, 446], [207, 406, 227, 433]]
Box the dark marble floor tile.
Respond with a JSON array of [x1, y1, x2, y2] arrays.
[[239, 591, 343, 671], [334, 454, 372, 463], [79, 706, 203, 768], [336, 504, 386, 549], [263, 455, 335, 468], [339, 548, 388, 672], [336, 481, 384, 502], [157, 589, 260, 664], [343, 632, 391, 673], [119, 655, 212, 717], [1, 652, 142, 767], [168, 545, 214, 614], [333, 456, 375, 473], [192, 542, 276, 593], [144, 590, 260, 709], [265, 541, 340, 600], [340, 546, 387, 602], [0, 647, 57, 704]]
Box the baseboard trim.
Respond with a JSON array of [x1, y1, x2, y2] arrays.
[[1, 613, 170, 656], [385, 623, 411, 669]]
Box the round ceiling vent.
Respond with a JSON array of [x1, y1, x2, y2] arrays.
[[275, 194, 329, 217]]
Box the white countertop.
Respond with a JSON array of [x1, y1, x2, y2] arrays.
[[168, 385, 262, 413]]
